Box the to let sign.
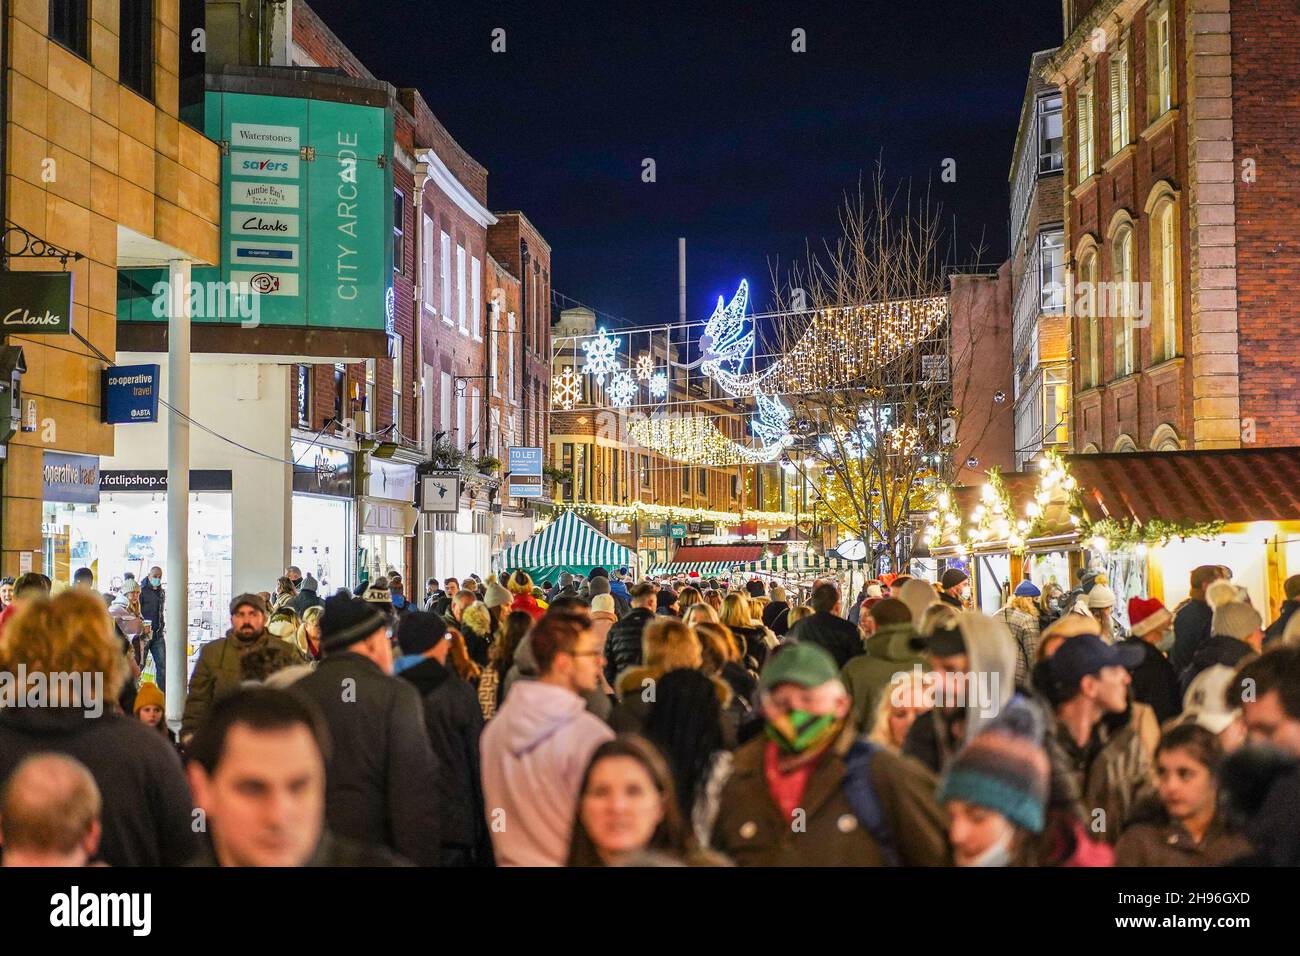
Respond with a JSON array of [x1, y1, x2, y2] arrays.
[[102, 364, 160, 424], [0, 272, 73, 335], [507, 446, 544, 498]]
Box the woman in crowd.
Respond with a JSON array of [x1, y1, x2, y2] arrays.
[[108, 579, 147, 671], [676, 586, 702, 612], [1039, 582, 1064, 629], [266, 607, 302, 658], [641, 669, 732, 838], [694, 619, 756, 705], [998, 581, 1042, 687], [458, 600, 494, 667], [683, 602, 720, 628], [448, 627, 483, 688], [566, 735, 718, 866], [762, 584, 791, 636], [506, 569, 545, 621], [295, 604, 324, 661], [1114, 723, 1252, 866], [589, 593, 618, 650], [867, 670, 931, 751], [133, 681, 179, 748], [479, 610, 531, 721], [272, 575, 297, 610], [1086, 582, 1120, 643], [703, 589, 723, 615], [611, 618, 707, 733], [720, 592, 770, 670], [785, 604, 813, 630]]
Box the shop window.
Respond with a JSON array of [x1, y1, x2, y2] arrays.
[[50, 1, 89, 58], [119, 0, 154, 101]]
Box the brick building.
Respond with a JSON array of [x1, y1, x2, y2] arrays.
[[1046, 0, 1300, 453]]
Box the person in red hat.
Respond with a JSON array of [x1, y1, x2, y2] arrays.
[[1121, 597, 1183, 724]]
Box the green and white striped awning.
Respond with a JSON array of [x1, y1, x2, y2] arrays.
[[739, 553, 866, 573], [644, 562, 742, 577], [496, 510, 636, 576]]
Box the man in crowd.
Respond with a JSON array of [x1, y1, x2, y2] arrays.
[[285, 565, 304, 591], [139, 565, 166, 692], [547, 572, 577, 603], [939, 568, 969, 609], [188, 688, 405, 866], [428, 577, 458, 616], [786, 582, 865, 669], [291, 595, 442, 866], [1171, 565, 1229, 674], [72, 567, 95, 592], [588, 568, 628, 618], [1233, 646, 1300, 756], [397, 611, 491, 865], [0, 577, 12, 611], [655, 586, 679, 617], [604, 581, 657, 684], [481, 611, 614, 866], [711, 642, 948, 866], [1048, 634, 1152, 844], [841, 597, 927, 735], [0, 572, 50, 638], [0, 754, 102, 867], [1122, 596, 1182, 724], [607, 569, 633, 616], [182, 594, 302, 742], [1265, 574, 1300, 646], [287, 572, 325, 616], [1181, 599, 1263, 692]]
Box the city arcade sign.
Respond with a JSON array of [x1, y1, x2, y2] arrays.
[[0, 272, 73, 335]]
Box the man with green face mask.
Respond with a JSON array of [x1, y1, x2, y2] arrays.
[[709, 642, 949, 866]]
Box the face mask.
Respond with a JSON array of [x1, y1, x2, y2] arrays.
[[963, 828, 1014, 868], [1157, 629, 1175, 653], [149, 577, 161, 587], [766, 708, 839, 754]]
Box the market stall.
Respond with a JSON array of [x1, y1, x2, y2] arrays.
[[493, 510, 637, 581]]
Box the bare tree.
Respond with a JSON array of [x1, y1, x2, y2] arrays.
[[761, 168, 999, 572]]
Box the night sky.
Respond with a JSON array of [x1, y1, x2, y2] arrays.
[[306, 0, 1062, 329]]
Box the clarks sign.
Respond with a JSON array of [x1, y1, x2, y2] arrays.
[[1, 273, 73, 335]]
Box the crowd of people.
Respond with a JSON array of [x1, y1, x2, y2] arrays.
[[0, 558, 1298, 868]]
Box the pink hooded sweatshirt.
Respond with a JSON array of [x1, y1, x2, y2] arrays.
[[480, 679, 614, 866]]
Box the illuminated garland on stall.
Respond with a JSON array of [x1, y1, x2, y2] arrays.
[[553, 499, 814, 527]]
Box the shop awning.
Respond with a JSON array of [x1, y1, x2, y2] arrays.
[[494, 510, 636, 576], [739, 552, 866, 573], [645, 562, 743, 577], [1066, 447, 1300, 525]]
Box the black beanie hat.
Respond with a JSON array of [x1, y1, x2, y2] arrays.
[[397, 611, 447, 656], [320, 594, 386, 654], [941, 568, 969, 590], [588, 566, 609, 580]]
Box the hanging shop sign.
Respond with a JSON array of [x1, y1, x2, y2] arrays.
[[101, 364, 161, 424], [360, 497, 419, 535], [42, 450, 100, 504], [366, 458, 416, 502], [507, 446, 544, 498], [291, 440, 354, 498], [609, 520, 633, 536], [1, 272, 73, 335], [669, 523, 687, 538], [420, 472, 461, 513], [118, 90, 393, 330]]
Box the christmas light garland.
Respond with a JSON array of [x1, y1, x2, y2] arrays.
[[553, 499, 814, 527]]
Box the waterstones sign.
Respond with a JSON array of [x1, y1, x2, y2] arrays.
[[0, 272, 73, 335], [117, 92, 393, 331]]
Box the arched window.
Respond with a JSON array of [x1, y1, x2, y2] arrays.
[[1077, 249, 1101, 388], [1148, 195, 1181, 362], [1111, 224, 1136, 378]]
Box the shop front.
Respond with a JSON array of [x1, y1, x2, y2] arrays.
[[40, 451, 103, 586], [291, 440, 354, 594], [357, 455, 419, 583]]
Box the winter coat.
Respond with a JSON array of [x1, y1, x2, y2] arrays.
[[608, 580, 633, 617], [0, 706, 196, 867], [479, 680, 615, 866], [400, 656, 493, 865], [589, 610, 617, 651], [1171, 598, 1213, 675], [139, 579, 165, 637], [1113, 796, 1251, 866], [1265, 599, 1300, 646], [761, 601, 791, 637], [709, 725, 950, 867], [840, 623, 928, 735], [996, 605, 1040, 687], [1180, 635, 1256, 694], [1123, 638, 1182, 724], [785, 611, 864, 670], [608, 665, 733, 740], [292, 652, 443, 866], [181, 628, 303, 739], [108, 596, 145, 640], [730, 624, 773, 671], [286, 585, 324, 617], [1056, 703, 1158, 844], [603, 607, 653, 685], [511, 591, 545, 622]]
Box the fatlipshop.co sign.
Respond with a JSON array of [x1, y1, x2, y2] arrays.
[[0, 272, 73, 335]]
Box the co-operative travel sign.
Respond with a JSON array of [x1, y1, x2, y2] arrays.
[[101, 363, 160, 424]]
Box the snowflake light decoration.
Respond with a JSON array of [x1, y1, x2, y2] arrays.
[[551, 368, 582, 410], [648, 371, 669, 399], [635, 354, 654, 381], [581, 327, 622, 385], [608, 369, 637, 408]]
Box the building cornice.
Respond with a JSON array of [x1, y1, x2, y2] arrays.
[[1043, 0, 1144, 86], [417, 148, 498, 229]]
